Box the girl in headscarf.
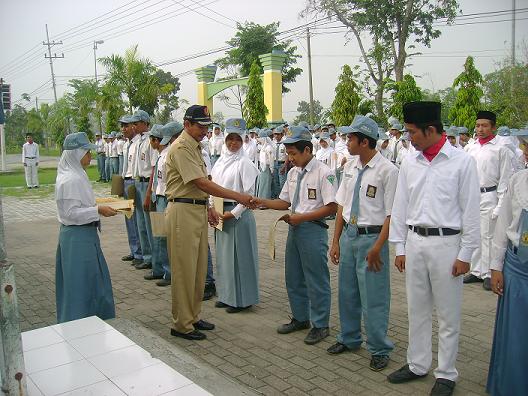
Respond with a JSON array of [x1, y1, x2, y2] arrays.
[[316, 132, 336, 169], [256, 129, 274, 199], [211, 119, 260, 313], [55, 132, 117, 323]]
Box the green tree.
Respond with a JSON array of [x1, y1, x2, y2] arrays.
[[26, 108, 44, 143], [331, 64, 361, 126], [449, 56, 483, 130], [4, 104, 28, 148], [155, 69, 181, 124], [294, 100, 324, 125], [99, 82, 125, 133], [242, 61, 268, 129], [386, 74, 423, 122], [48, 97, 74, 147], [303, 0, 459, 119], [67, 79, 99, 138], [217, 22, 302, 93], [483, 62, 528, 128]]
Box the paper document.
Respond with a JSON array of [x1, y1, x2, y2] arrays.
[[212, 196, 224, 231], [267, 214, 288, 260], [95, 197, 135, 218]]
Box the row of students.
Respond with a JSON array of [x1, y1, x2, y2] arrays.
[[94, 132, 125, 182]]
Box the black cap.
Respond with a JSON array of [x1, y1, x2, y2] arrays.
[[184, 105, 212, 125], [403, 101, 442, 124], [476, 110, 496, 123]]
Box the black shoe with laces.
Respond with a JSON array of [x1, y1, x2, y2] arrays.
[[387, 364, 427, 384], [369, 355, 389, 371], [430, 378, 455, 396], [277, 318, 311, 334], [121, 254, 134, 261], [304, 327, 329, 345]]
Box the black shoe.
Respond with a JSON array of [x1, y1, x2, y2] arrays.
[[34, 186, 39, 189], [193, 320, 215, 331], [28, 187, 32, 189], [170, 328, 206, 340], [327, 342, 357, 355], [430, 378, 456, 396], [122, 254, 134, 261], [387, 364, 427, 384], [156, 279, 171, 287], [215, 301, 229, 308], [463, 274, 483, 284], [277, 318, 311, 334], [483, 278, 492, 291], [135, 262, 152, 270], [202, 283, 216, 301], [226, 305, 252, 314], [131, 258, 143, 266], [304, 327, 329, 345], [144, 272, 163, 280], [370, 355, 390, 371]]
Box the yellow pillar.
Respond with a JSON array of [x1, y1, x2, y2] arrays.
[[194, 65, 217, 114], [259, 51, 288, 126]]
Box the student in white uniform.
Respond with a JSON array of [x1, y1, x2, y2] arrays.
[[108, 132, 119, 177], [116, 132, 125, 175], [256, 129, 274, 199], [387, 101, 480, 396], [316, 132, 336, 169], [496, 126, 524, 173], [377, 130, 393, 161], [465, 111, 514, 291], [253, 126, 337, 346], [243, 134, 258, 164], [388, 123, 404, 163], [22, 133, 39, 188], [95, 132, 106, 181], [271, 127, 287, 198], [327, 118, 398, 373], [209, 124, 224, 166], [104, 134, 112, 182], [55, 132, 117, 323]]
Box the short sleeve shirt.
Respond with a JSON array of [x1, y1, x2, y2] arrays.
[[165, 130, 208, 200], [336, 152, 398, 226], [279, 156, 337, 214]]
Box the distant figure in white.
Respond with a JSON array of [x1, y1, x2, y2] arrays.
[[22, 133, 39, 188]]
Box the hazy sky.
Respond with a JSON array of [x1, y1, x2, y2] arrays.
[[1, 0, 526, 122]]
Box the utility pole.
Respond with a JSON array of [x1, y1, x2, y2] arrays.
[[43, 24, 63, 104], [93, 40, 104, 133], [0, 78, 6, 172], [306, 27, 315, 126], [35, 96, 39, 112], [511, 0, 516, 99]]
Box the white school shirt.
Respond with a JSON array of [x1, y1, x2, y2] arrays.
[[125, 134, 141, 178], [389, 140, 481, 262], [491, 169, 528, 271], [273, 139, 287, 162], [22, 142, 39, 163], [116, 139, 125, 156], [388, 136, 403, 162], [209, 134, 224, 156], [279, 156, 337, 214], [336, 152, 398, 226], [104, 141, 111, 157], [135, 133, 158, 178], [95, 138, 105, 154], [155, 148, 168, 197], [109, 140, 119, 157], [259, 142, 274, 171], [467, 137, 514, 214]]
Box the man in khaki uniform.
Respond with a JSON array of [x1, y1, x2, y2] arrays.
[[165, 105, 254, 340]]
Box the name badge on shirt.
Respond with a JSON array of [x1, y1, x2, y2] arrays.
[[141, 152, 146, 161], [308, 188, 317, 200], [157, 170, 163, 180], [344, 173, 353, 178], [366, 184, 377, 198]]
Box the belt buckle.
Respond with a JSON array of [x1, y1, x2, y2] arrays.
[[422, 227, 428, 237]]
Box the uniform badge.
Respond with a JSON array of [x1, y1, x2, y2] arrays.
[[157, 170, 162, 179], [327, 175, 336, 185], [521, 231, 528, 246], [233, 119, 240, 127], [287, 129, 293, 137], [308, 188, 317, 200], [350, 215, 358, 225], [366, 184, 377, 198], [141, 152, 145, 161]]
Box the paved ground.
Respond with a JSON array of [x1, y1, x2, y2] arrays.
[[4, 153, 60, 171], [3, 184, 496, 396]]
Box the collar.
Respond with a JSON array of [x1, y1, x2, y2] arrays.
[[131, 134, 141, 143], [181, 130, 201, 149], [478, 135, 497, 146], [354, 151, 382, 170], [415, 137, 454, 160], [302, 156, 317, 172]]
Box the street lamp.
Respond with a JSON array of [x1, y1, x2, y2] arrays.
[[93, 40, 104, 133], [93, 40, 104, 82]]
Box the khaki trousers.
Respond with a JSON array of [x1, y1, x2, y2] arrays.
[[166, 201, 208, 333]]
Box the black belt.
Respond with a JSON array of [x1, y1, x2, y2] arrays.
[[169, 198, 207, 206], [124, 177, 132, 180], [480, 186, 497, 193], [25, 157, 36, 159], [64, 221, 100, 228], [310, 220, 329, 229], [409, 225, 460, 237], [224, 201, 237, 207], [138, 177, 150, 182], [277, 161, 285, 164], [358, 226, 383, 235]]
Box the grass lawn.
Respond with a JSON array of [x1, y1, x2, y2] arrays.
[[7, 147, 62, 157], [0, 165, 99, 197]]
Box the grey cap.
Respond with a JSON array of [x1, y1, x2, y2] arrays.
[[149, 124, 164, 140], [274, 125, 284, 134], [337, 126, 353, 136], [258, 129, 272, 138], [446, 126, 459, 137], [108, 132, 116, 138], [319, 132, 331, 141], [378, 128, 390, 140], [119, 114, 139, 124], [282, 126, 312, 144], [298, 121, 310, 129], [63, 132, 97, 151], [390, 122, 403, 131], [224, 118, 247, 135], [313, 124, 321, 130], [350, 115, 379, 140], [497, 126, 510, 136], [133, 110, 150, 124], [458, 126, 469, 135], [160, 121, 184, 145]]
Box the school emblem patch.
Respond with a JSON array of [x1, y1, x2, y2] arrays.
[[233, 119, 240, 127], [287, 129, 293, 137], [350, 215, 358, 225], [308, 188, 317, 200], [327, 175, 336, 185], [366, 184, 377, 198], [521, 231, 528, 246]]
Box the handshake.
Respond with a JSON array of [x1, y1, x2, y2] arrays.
[[238, 194, 263, 209]]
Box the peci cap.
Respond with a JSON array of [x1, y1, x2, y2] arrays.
[[476, 110, 496, 124], [350, 115, 379, 140], [160, 121, 184, 145], [224, 118, 247, 135], [403, 101, 441, 125], [184, 105, 212, 125], [63, 132, 97, 151], [133, 110, 150, 124], [282, 126, 312, 144]]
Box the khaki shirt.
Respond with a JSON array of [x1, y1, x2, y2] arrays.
[[165, 130, 208, 200]]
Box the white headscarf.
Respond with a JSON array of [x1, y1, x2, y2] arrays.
[[316, 138, 334, 162], [55, 148, 95, 207], [212, 135, 259, 193]]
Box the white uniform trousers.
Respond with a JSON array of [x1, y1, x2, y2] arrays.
[[24, 158, 39, 187], [470, 191, 498, 279], [405, 230, 463, 381]]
